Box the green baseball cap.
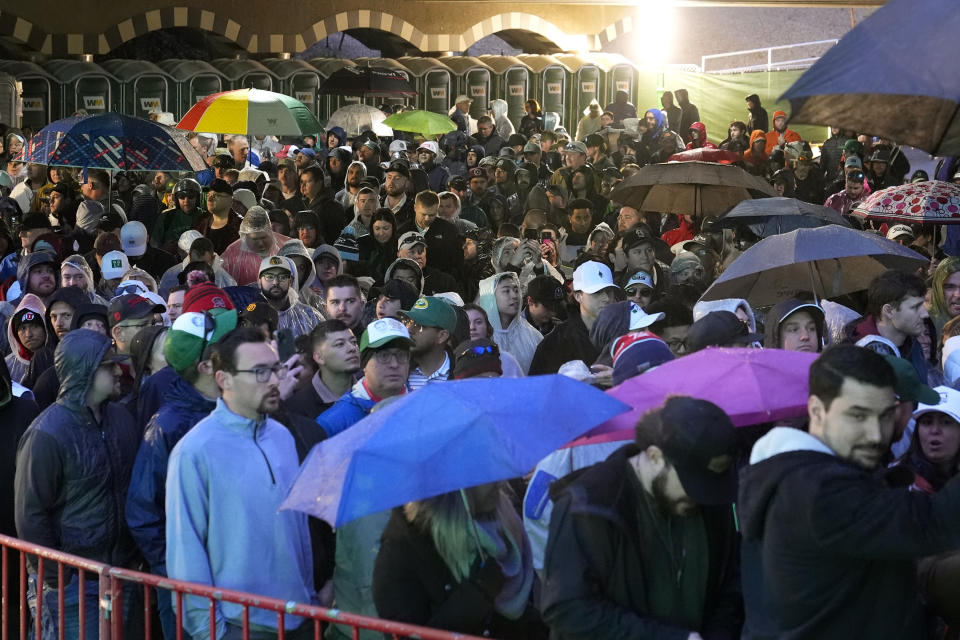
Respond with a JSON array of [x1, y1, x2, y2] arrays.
[[881, 355, 939, 405], [401, 296, 457, 333], [164, 307, 238, 373], [359, 317, 414, 353]]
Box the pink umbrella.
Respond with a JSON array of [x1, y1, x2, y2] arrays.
[[583, 347, 818, 441], [852, 180, 960, 224], [668, 148, 743, 164]]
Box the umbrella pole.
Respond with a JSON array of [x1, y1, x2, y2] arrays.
[[808, 262, 820, 304], [459, 489, 488, 565]]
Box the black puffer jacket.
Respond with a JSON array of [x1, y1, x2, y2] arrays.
[[14, 329, 140, 574]]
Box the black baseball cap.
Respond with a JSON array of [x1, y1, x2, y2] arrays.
[[212, 154, 234, 169], [107, 294, 164, 328], [526, 275, 568, 316], [20, 212, 52, 232], [385, 161, 410, 178], [650, 396, 739, 505], [98, 210, 125, 232], [208, 179, 234, 195], [684, 310, 763, 353]]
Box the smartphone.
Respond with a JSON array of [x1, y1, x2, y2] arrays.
[[275, 329, 296, 362], [541, 230, 555, 244], [523, 227, 540, 241]]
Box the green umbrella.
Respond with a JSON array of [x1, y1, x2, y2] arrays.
[[383, 110, 456, 137]]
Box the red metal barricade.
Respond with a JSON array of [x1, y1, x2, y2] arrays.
[[1, 534, 488, 640]]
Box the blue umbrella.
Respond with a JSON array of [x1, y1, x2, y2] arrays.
[[781, 0, 960, 155], [17, 113, 206, 172], [281, 375, 630, 527], [715, 196, 851, 237]]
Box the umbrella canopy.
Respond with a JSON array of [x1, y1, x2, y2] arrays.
[[609, 161, 776, 217], [781, 0, 960, 156], [176, 88, 322, 136], [280, 375, 629, 527], [716, 196, 852, 237], [319, 67, 416, 98], [325, 103, 392, 138], [667, 148, 743, 164], [18, 113, 206, 172], [582, 347, 818, 442], [383, 110, 456, 137], [851, 180, 960, 225], [700, 224, 928, 307]]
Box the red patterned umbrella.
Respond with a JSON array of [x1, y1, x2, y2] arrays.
[[852, 180, 960, 224], [668, 148, 742, 164]]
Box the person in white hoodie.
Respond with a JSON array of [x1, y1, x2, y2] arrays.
[[489, 99, 516, 140], [475, 271, 543, 374]]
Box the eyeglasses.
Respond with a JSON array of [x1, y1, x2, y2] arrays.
[[373, 349, 410, 364], [261, 273, 291, 284], [233, 363, 288, 382], [119, 319, 159, 331], [458, 345, 497, 359], [626, 287, 654, 297]]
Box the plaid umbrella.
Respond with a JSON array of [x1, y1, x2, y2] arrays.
[[18, 113, 206, 171]]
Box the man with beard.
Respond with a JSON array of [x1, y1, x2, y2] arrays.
[[10, 252, 58, 307], [738, 345, 960, 638], [542, 396, 742, 640], [258, 255, 323, 339], [764, 110, 802, 154], [416, 141, 450, 193], [195, 179, 241, 255], [380, 162, 416, 227], [400, 296, 456, 390], [166, 327, 315, 640], [336, 161, 367, 210], [15, 330, 139, 640], [155, 178, 205, 254], [345, 187, 379, 237]]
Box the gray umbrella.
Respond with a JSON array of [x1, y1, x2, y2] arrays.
[[715, 196, 852, 238], [700, 224, 927, 307]]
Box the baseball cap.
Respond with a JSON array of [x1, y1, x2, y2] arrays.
[[385, 161, 411, 178], [208, 178, 233, 195], [526, 275, 568, 315], [584, 133, 605, 148], [100, 250, 130, 280], [12, 309, 44, 334], [882, 355, 939, 405], [239, 300, 278, 331], [572, 261, 618, 294], [478, 156, 497, 168], [389, 140, 408, 153], [624, 271, 654, 292], [844, 155, 863, 170], [276, 157, 296, 171], [164, 306, 238, 373], [468, 167, 486, 179], [913, 386, 960, 424], [621, 226, 658, 253], [182, 282, 235, 314], [98, 210, 126, 232], [298, 148, 317, 158], [359, 317, 414, 353], [107, 293, 164, 328], [20, 212, 51, 232], [452, 338, 502, 379], [397, 231, 427, 251], [522, 141, 540, 154], [401, 296, 457, 332], [454, 94, 472, 104], [259, 255, 292, 278], [650, 396, 739, 505], [380, 278, 419, 311], [885, 224, 914, 241], [910, 170, 930, 183], [685, 310, 763, 352], [564, 141, 588, 155], [611, 331, 674, 385], [628, 302, 665, 331], [417, 141, 439, 155], [120, 221, 148, 257]]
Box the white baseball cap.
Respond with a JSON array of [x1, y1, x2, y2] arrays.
[[628, 302, 665, 331], [572, 260, 618, 294], [417, 141, 440, 156], [121, 221, 148, 257], [101, 250, 130, 281], [625, 271, 654, 291], [914, 385, 960, 424], [885, 224, 914, 241]]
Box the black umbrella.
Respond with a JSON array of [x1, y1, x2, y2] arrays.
[[715, 196, 852, 237], [319, 67, 416, 98]]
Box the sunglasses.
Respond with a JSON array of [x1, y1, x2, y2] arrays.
[[458, 345, 497, 359]]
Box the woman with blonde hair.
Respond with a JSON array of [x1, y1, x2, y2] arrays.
[[929, 256, 960, 333]]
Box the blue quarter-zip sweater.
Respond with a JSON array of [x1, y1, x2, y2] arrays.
[[166, 398, 314, 640]]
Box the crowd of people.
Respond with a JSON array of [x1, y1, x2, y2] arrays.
[[0, 85, 959, 640]]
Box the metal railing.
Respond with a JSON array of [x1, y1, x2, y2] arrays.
[[1, 534, 488, 640], [700, 39, 839, 74]]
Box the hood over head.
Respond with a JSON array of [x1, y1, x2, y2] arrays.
[[688, 121, 708, 141], [693, 298, 757, 333], [278, 238, 317, 295], [7, 293, 47, 365], [643, 108, 666, 138], [54, 328, 116, 411], [764, 298, 825, 349], [327, 126, 347, 147], [384, 258, 424, 294], [61, 254, 98, 297], [490, 99, 509, 120], [748, 129, 766, 148], [44, 286, 88, 345], [15, 252, 59, 302], [476, 271, 522, 333]]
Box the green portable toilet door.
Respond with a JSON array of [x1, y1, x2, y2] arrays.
[[609, 65, 635, 106], [576, 67, 601, 119], [465, 69, 490, 120], [187, 75, 223, 118], [503, 68, 529, 129], [19, 79, 51, 129], [242, 74, 273, 91], [133, 75, 169, 119], [423, 70, 450, 115], [75, 76, 110, 114], [541, 67, 565, 124], [289, 73, 320, 117]]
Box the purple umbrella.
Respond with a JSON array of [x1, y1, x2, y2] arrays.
[[584, 347, 818, 439]]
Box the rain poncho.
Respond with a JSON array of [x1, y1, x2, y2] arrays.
[[476, 272, 543, 374], [61, 255, 110, 306], [277, 239, 325, 312], [156, 254, 237, 298], [264, 255, 324, 339], [693, 298, 758, 334], [490, 99, 516, 140], [220, 207, 292, 285]]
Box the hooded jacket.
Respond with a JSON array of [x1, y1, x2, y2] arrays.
[[764, 111, 802, 155], [157, 253, 237, 298], [541, 445, 742, 640], [763, 299, 824, 350], [476, 272, 543, 374], [166, 398, 314, 640], [739, 426, 960, 639], [259, 255, 324, 339], [0, 354, 39, 539], [277, 239, 325, 311], [685, 122, 717, 150], [61, 255, 110, 305], [221, 230, 292, 286], [745, 94, 769, 134], [14, 329, 140, 572], [843, 314, 927, 381], [7, 252, 57, 306], [743, 130, 768, 170], [692, 298, 758, 334], [20, 287, 88, 390], [5, 293, 47, 385], [490, 99, 516, 140]]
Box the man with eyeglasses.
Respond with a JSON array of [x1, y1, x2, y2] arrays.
[[108, 293, 165, 357], [400, 296, 456, 391], [166, 327, 316, 640], [257, 255, 323, 339]]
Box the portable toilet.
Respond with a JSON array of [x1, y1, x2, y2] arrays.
[[437, 56, 493, 121], [478, 55, 532, 129], [100, 59, 172, 119], [261, 58, 322, 117], [41, 60, 116, 118], [309, 58, 359, 120], [555, 53, 609, 129], [0, 61, 56, 129], [211, 59, 276, 91], [156, 60, 227, 120], [594, 53, 641, 107], [515, 55, 571, 128], [0, 73, 18, 130], [395, 57, 452, 114]]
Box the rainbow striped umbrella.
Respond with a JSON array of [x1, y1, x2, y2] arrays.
[[176, 88, 322, 136]]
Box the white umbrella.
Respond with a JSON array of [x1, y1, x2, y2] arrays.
[[325, 103, 392, 137]]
